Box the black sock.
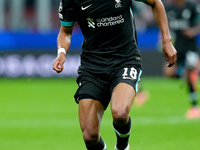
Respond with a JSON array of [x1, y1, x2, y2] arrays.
[[86, 136, 105, 150], [190, 92, 198, 106], [113, 117, 131, 149], [188, 81, 198, 107]]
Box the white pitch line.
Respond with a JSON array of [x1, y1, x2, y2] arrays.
[[0, 115, 199, 129], [134, 115, 200, 125]]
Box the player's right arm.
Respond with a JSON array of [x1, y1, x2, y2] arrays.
[[53, 0, 75, 73], [53, 25, 74, 73]]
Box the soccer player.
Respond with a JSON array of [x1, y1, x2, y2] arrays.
[[164, 0, 200, 119], [53, 0, 177, 149]]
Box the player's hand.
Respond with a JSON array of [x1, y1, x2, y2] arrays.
[[53, 52, 66, 73], [162, 41, 177, 67]]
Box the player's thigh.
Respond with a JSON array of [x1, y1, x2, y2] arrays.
[[78, 99, 105, 132], [110, 82, 135, 115], [110, 65, 142, 115]]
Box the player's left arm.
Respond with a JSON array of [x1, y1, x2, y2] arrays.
[[143, 0, 177, 67]]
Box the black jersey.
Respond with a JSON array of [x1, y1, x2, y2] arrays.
[[165, 2, 200, 54], [59, 0, 144, 71]]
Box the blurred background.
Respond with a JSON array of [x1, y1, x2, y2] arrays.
[[0, 0, 199, 78]]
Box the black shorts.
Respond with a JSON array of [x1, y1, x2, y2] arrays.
[[74, 64, 142, 109]]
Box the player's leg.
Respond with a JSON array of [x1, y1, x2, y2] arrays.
[[185, 51, 200, 119], [163, 62, 177, 77], [110, 83, 135, 150], [79, 98, 107, 150], [186, 69, 198, 105], [110, 65, 142, 149], [185, 68, 200, 119]]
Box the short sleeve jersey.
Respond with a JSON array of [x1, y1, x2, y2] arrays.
[[59, 0, 145, 71], [165, 2, 200, 53]]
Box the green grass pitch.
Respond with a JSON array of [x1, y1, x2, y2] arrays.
[[0, 77, 200, 150]]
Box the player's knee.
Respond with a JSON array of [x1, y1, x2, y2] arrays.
[[112, 107, 129, 126], [82, 128, 99, 144]]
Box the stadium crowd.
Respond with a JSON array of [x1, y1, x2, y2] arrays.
[[0, 0, 199, 31]]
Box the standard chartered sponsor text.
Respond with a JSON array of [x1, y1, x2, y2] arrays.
[[96, 14, 124, 27]]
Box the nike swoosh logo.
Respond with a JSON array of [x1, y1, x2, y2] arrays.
[[81, 4, 92, 10]]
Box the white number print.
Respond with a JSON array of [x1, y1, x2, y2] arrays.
[[122, 67, 137, 80]]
